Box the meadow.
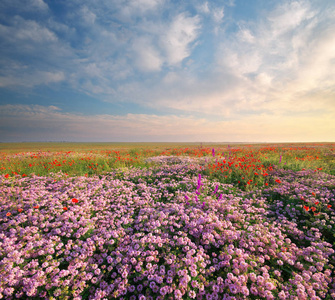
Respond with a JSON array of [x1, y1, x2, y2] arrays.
[[0, 142, 335, 299]]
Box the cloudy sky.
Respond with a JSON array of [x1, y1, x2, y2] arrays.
[[0, 0, 334, 142]]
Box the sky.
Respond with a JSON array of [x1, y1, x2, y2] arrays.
[[0, 0, 335, 143]]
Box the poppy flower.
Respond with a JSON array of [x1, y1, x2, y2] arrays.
[[6, 212, 11, 217], [34, 205, 39, 209], [315, 201, 319, 205], [72, 198, 79, 203], [311, 207, 316, 212], [328, 204, 332, 208], [275, 179, 281, 184], [303, 205, 309, 211], [63, 207, 68, 211], [17, 208, 23, 213]]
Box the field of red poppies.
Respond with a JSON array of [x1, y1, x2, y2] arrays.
[[1, 143, 335, 299]]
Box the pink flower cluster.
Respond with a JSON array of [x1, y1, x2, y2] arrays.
[[0, 163, 334, 299]]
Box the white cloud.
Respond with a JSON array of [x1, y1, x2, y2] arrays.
[[0, 16, 57, 44], [80, 6, 97, 25], [197, 2, 210, 14], [0, 70, 65, 88], [160, 13, 201, 66], [212, 7, 224, 24], [267, 1, 314, 37], [237, 28, 255, 43], [0, 0, 49, 13], [132, 37, 163, 72], [114, 0, 164, 22]]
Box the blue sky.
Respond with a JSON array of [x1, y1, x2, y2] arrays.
[[0, 0, 334, 142]]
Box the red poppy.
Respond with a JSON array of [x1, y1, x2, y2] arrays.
[[72, 198, 79, 203], [311, 207, 316, 212], [275, 179, 281, 183], [63, 207, 68, 211], [4, 174, 9, 178], [34, 205, 39, 209], [265, 183, 268, 186], [314, 213, 320, 216], [6, 212, 11, 217], [17, 208, 23, 213], [303, 205, 309, 211], [315, 201, 319, 205], [327, 204, 332, 208]]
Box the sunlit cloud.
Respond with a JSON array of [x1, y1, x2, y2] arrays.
[[0, 105, 334, 142]]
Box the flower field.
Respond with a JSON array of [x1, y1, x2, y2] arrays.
[[1, 143, 335, 299]]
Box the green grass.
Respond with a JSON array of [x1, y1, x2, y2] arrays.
[[0, 142, 334, 178]]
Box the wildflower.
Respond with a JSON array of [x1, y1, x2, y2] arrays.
[[311, 207, 316, 212], [34, 205, 39, 209], [6, 212, 11, 217], [72, 198, 79, 203], [327, 204, 332, 208], [17, 208, 23, 213], [275, 179, 281, 183], [63, 207, 68, 211], [303, 206, 309, 212], [189, 290, 196, 299]]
